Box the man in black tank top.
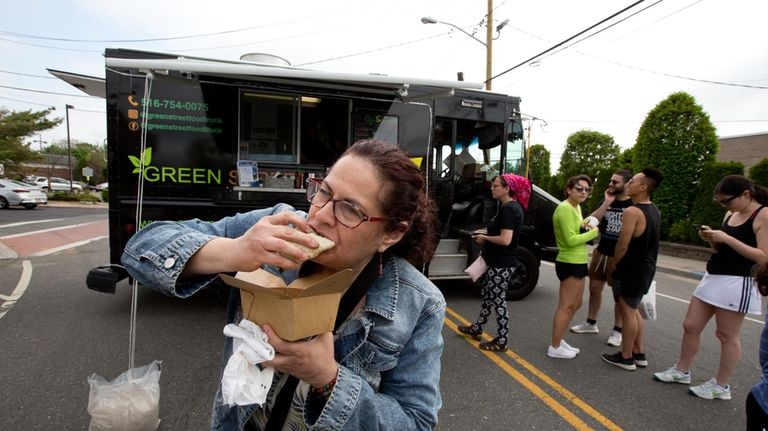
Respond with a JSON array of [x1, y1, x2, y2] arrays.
[[602, 168, 663, 371]]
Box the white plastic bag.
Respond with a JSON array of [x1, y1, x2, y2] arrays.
[[638, 280, 657, 321], [87, 360, 162, 431], [464, 255, 489, 282]]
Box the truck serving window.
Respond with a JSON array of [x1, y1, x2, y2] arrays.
[[239, 92, 297, 163]]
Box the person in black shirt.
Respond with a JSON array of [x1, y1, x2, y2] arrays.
[[458, 173, 529, 352], [654, 175, 768, 400], [602, 168, 663, 371]]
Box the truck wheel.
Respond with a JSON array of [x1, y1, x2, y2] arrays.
[[505, 247, 539, 301]]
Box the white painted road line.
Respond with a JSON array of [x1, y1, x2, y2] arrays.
[[0, 260, 32, 320], [0, 219, 64, 229], [0, 221, 101, 240], [29, 235, 109, 257]]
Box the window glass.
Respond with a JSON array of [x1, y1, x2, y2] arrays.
[[239, 93, 297, 162]]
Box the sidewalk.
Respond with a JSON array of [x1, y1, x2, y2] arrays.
[[587, 244, 707, 281], [655, 252, 706, 280]]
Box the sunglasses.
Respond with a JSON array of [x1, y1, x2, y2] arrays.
[[609, 179, 622, 185], [713, 194, 739, 207], [573, 185, 591, 193]]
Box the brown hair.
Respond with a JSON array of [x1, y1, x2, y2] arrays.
[[564, 174, 592, 197], [754, 262, 768, 297], [715, 175, 768, 206], [342, 139, 439, 266]]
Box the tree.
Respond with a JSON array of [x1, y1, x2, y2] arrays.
[[556, 130, 620, 213], [633, 92, 718, 237], [668, 161, 743, 243], [527, 144, 551, 187], [46, 139, 107, 183], [750, 157, 768, 187], [0, 107, 61, 176], [557, 130, 620, 182]]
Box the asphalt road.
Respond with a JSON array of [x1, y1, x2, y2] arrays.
[[0, 208, 762, 430]]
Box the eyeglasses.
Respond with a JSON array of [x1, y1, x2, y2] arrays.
[[609, 179, 622, 185], [713, 194, 738, 207], [573, 185, 591, 193], [306, 178, 389, 229]]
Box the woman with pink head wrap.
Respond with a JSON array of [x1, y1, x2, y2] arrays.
[[458, 173, 529, 351]]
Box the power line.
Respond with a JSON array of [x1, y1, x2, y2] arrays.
[[295, 33, 448, 66], [488, 0, 647, 83], [0, 95, 55, 107], [0, 69, 57, 79], [0, 37, 100, 53], [0, 84, 100, 98], [544, 0, 665, 60], [0, 18, 327, 43]]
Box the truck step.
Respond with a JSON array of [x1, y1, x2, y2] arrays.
[[435, 239, 461, 254], [429, 253, 468, 277]]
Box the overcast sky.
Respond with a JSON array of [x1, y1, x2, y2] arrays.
[[2, 0, 767, 171]]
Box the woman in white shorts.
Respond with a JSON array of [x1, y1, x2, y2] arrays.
[[654, 175, 768, 400]]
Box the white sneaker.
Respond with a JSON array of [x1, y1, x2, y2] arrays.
[[560, 340, 580, 354], [653, 367, 691, 384], [570, 321, 599, 334], [547, 344, 577, 359], [606, 330, 622, 347], [689, 378, 732, 400]]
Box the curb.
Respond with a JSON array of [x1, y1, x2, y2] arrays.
[[655, 265, 704, 281], [0, 242, 19, 260], [45, 201, 108, 209]]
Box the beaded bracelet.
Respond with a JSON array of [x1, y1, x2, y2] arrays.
[[310, 375, 337, 399]]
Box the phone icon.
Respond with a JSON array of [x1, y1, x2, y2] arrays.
[[128, 95, 139, 107]]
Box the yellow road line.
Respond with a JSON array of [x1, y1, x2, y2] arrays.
[[445, 307, 624, 431]]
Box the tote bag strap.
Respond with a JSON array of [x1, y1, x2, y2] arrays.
[[263, 255, 381, 430]]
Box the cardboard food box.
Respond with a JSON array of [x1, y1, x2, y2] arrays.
[[219, 267, 354, 341]]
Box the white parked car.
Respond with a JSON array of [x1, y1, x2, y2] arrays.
[[0, 179, 48, 209], [32, 176, 83, 192]]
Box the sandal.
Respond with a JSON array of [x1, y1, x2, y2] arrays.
[[479, 338, 507, 352], [457, 324, 483, 340]]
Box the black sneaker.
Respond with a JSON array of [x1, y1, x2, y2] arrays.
[[633, 353, 648, 368], [602, 352, 637, 371], [457, 324, 482, 341]]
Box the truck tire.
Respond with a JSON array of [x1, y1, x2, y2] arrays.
[[470, 246, 540, 301], [506, 247, 539, 301]]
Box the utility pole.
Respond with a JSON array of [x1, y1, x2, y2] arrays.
[[486, 0, 493, 91], [65, 104, 74, 193]]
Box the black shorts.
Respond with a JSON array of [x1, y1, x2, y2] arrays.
[[555, 261, 588, 281], [612, 278, 644, 309]]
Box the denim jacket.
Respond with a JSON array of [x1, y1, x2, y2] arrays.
[[121, 204, 446, 430], [752, 307, 768, 414]]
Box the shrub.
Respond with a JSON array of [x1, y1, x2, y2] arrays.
[[750, 157, 768, 187]]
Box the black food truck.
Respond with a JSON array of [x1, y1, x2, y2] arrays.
[[57, 49, 559, 300]]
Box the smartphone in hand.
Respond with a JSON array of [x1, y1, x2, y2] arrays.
[[693, 224, 710, 231]]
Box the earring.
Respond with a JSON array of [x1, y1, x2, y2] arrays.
[[378, 251, 384, 276]]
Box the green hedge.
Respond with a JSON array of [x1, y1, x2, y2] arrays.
[[668, 161, 743, 244]]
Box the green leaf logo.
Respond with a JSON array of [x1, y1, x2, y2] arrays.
[[129, 147, 153, 174]]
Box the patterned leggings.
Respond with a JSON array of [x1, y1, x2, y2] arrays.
[[474, 266, 515, 345]]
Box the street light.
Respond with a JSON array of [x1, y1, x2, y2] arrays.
[[65, 104, 74, 193], [421, 2, 507, 90]]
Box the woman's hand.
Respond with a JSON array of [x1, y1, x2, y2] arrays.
[[229, 212, 320, 272], [184, 212, 321, 276], [261, 325, 338, 388], [699, 227, 728, 244], [472, 233, 487, 244]]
